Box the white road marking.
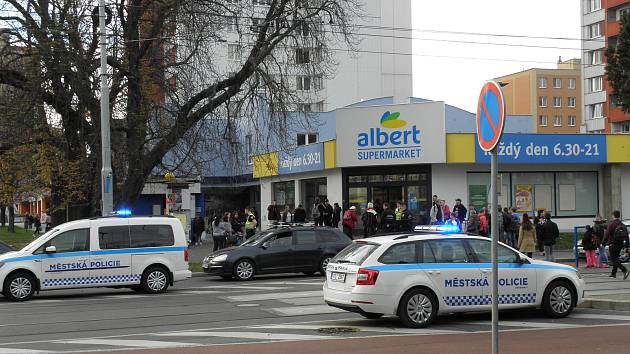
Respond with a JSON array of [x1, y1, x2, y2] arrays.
[[196, 285, 288, 291], [226, 290, 323, 302], [253, 323, 462, 335], [276, 296, 326, 306], [257, 282, 324, 286], [0, 349, 50, 353], [267, 304, 345, 316], [155, 331, 330, 340], [177, 290, 222, 295], [60, 339, 197, 348], [571, 313, 630, 321], [464, 320, 582, 329]]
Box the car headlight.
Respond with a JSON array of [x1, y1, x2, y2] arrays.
[[212, 254, 228, 263]]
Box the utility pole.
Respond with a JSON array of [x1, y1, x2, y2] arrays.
[[99, 0, 113, 215]]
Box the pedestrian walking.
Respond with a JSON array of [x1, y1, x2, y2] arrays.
[[517, 213, 536, 258], [478, 208, 489, 237], [445, 212, 461, 231], [362, 202, 378, 238], [44, 212, 52, 232], [230, 211, 244, 245], [604, 210, 630, 279], [244, 207, 257, 239], [397, 202, 413, 232], [440, 200, 450, 221], [540, 212, 560, 262], [312, 198, 324, 226], [582, 225, 598, 268], [466, 209, 479, 235], [593, 216, 608, 268], [332, 203, 342, 228], [452, 198, 467, 225], [267, 200, 280, 225], [380, 202, 397, 233], [534, 209, 545, 254], [193, 215, 205, 246], [212, 214, 229, 251], [342, 206, 358, 239], [293, 204, 307, 223], [430, 195, 442, 225], [281, 206, 293, 223], [323, 200, 334, 227], [33, 216, 41, 237]]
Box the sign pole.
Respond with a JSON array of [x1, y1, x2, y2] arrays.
[[490, 149, 499, 354]]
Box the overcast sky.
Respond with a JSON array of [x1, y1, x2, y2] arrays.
[[412, 0, 582, 112]]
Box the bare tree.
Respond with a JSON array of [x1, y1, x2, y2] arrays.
[[0, 0, 359, 212]]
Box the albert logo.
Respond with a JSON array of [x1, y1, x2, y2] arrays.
[[380, 111, 407, 128], [357, 111, 420, 147]]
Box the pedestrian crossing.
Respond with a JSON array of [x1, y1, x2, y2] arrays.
[[2, 276, 630, 353]]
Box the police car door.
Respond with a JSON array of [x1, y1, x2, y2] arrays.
[[425, 238, 487, 310], [93, 222, 134, 285], [466, 239, 537, 309], [37, 227, 91, 289]]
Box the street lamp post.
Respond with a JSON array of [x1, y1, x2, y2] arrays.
[[99, 0, 113, 215]]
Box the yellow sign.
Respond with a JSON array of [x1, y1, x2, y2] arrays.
[[253, 152, 278, 178]]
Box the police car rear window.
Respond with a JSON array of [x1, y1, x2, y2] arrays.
[[99, 225, 175, 249], [331, 242, 379, 265]]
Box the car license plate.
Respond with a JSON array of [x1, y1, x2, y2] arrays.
[[331, 272, 346, 283]]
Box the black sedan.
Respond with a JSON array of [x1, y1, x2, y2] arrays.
[[202, 226, 351, 280]]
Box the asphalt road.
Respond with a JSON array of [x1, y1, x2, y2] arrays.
[[1, 273, 630, 353]]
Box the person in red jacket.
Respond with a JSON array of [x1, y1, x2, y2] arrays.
[[342, 206, 358, 240]]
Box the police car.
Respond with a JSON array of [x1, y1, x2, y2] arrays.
[[0, 213, 191, 301], [323, 225, 585, 328]]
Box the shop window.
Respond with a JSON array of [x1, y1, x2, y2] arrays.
[[384, 174, 406, 182], [407, 174, 427, 181], [297, 133, 317, 146], [368, 175, 383, 183], [348, 176, 367, 183], [348, 187, 368, 211], [273, 181, 295, 212], [555, 172, 598, 217]]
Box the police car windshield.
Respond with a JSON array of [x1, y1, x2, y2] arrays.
[[241, 231, 274, 246], [20, 229, 59, 252], [331, 242, 379, 265]]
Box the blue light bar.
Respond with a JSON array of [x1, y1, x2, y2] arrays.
[[115, 209, 132, 217], [414, 224, 461, 234]]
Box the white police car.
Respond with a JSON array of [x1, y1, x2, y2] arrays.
[[323, 226, 585, 328], [0, 214, 191, 301]]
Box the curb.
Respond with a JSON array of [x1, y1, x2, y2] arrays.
[[581, 298, 630, 311]]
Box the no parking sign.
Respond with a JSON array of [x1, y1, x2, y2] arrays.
[[476, 81, 506, 152]]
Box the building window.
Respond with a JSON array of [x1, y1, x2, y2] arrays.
[[618, 7, 630, 20], [588, 22, 602, 39], [297, 103, 312, 112], [538, 115, 548, 126], [296, 76, 311, 91], [553, 115, 562, 127], [538, 77, 547, 88], [567, 97, 576, 108], [538, 96, 547, 107], [568, 78, 576, 89], [590, 76, 603, 92], [568, 115, 577, 127], [590, 103, 604, 118], [588, 50, 602, 65], [226, 16, 237, 32], [313, 75, 323, 90], [294, 20, 310, 36], [553, 97, 562, 107], [253, 0, 271, 5], [297, 133, 318, 146], [622, 123, 630, 133], [245, 134, 253, 164], [251, 18, 264, 33], [587, 0, 601, 12], [227, 44, 241, 61], [273, 181, 295, 212], [553, 78, 562, 88], [295, 48, 310, 64], [313, 101, 324, 112]]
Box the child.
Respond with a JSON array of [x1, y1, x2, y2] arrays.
[[582, 225, 598, 268]]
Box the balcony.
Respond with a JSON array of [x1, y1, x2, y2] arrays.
[[583, 117, 607, 132]]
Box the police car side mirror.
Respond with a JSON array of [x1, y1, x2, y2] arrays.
[[518, 254, 529, 264], [44, 246, 57, 253]]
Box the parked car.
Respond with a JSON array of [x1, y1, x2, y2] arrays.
[[0, 240, 15, 255], [202, 226, 351, 280]]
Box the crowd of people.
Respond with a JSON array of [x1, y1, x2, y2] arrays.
[[22, 212, 52, 237], [194, 206, 259, 252]]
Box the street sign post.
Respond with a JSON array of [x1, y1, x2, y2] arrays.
[[476, 81, 506, 354]]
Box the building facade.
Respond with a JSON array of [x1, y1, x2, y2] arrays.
[[581, 0, 630, 133], [494, 59, 582, 134]]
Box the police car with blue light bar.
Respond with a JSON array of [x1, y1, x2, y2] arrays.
[[323, 225, 585, 328], [0, 211, 191, 301]]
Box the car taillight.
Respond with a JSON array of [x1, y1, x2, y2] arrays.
[[356, 268, 379, 285], [184, 249, 189, 262]]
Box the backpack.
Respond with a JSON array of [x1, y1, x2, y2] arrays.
[[613, 222, 628, 244]]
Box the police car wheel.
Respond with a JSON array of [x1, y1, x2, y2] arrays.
[[234, 259, 255, 280], [319, 255, 333, 274], [4, 272, 35, 302], [142, 267, 169, 293], [360, 312, 384, 320], [398, 288, 437, 328], [542, 280, 574, 318]]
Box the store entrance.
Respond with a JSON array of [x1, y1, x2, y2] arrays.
[[371, 186, 403, 213]]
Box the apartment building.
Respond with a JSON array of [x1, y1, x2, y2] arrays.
[[494, 59, 582, 133], [581, 0, 630, 133]]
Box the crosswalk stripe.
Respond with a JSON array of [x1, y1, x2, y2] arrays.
[[197, 285, 289, 291], [226, 290, 323, 302], [463, 320, 582, 328], [267, 304, 345, 316], [276, 296, 327, 306], [59, 339, 197, 348], [155, 331, 330, 340]]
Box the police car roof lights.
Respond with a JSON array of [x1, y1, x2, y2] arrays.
[[414, 225, 460, 234], [111, 209, 132, 217]]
